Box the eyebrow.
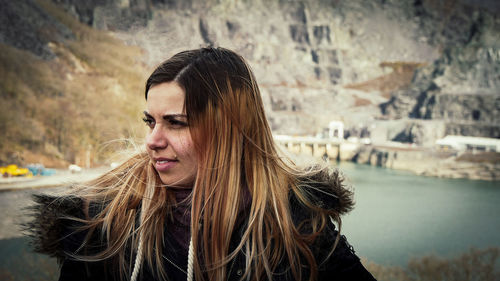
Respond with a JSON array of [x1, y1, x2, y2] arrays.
[[143, 111, 188, 120]]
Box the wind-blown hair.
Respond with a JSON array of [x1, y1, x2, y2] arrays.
[[59, 47, 351, 281]]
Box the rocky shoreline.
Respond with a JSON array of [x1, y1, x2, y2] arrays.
[[351, 145, 500, 181]]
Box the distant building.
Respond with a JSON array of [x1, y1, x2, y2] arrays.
[[436, 135, 500, 152], [328, 121, 344, 140]]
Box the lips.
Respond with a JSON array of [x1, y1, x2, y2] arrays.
[[153, 157, 178, 172]]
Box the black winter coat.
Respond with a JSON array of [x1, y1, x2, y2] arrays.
[[27, 170, 377, 281]]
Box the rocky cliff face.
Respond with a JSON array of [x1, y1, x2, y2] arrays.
[[380, 3, 500, 140], [2, 0, 499, 153], [0, 0, 74, 59], [51, 0, 152, 29], [56, 0, 498, 142]]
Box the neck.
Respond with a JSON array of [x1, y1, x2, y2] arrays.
[[171, 188, 192, 204]]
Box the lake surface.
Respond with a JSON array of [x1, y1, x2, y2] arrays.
[[1, 163, 499, 279], [337, 162, 500, 266]]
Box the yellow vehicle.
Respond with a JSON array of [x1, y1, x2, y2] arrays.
[[0, 164, 32, 177]]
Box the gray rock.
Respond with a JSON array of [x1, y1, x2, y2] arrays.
[[0, 0, 74, 59], [380, 8, 500, 140], [52, 0, 152, 30], [3, 0, 499, 142]]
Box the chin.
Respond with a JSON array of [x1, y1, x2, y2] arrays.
[[159, 177, 192, 189]]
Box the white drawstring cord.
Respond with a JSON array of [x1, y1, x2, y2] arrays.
[[130, 234, 193, 281], [130, 234, 144, 281], [187, 237, 194, 281]]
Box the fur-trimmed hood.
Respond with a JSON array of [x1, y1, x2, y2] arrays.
[[24, 194, 87, 262], [296, 167, 354, 215], [25, 167, 354, 261]]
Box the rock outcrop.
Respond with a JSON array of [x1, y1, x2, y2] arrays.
[[0, 0, 74, 59], [353, 146, 500, 181], [52, 0, 152, 29], [380, 3, 500, 140], [5, 0, 498, 139], [1, 0, 499, 167]]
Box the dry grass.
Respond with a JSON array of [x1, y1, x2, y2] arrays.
[[353, 95, 372, 107], [345, 62, 425, 98], [364, 247, 500, 281], [455, 152, 500, 164], [21, 150, 68, 169], [0, 0, 148, 167]]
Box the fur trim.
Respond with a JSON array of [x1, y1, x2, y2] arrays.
[[296, 167, 355, 215], [23, 194, 85, 262]]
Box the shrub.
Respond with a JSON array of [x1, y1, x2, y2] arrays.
[[364, 248, 500, 281]]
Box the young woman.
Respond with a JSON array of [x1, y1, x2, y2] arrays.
[[29, 47, 376, 281]]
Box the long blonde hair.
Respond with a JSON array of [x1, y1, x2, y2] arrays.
[[68, 47, 350, 281]]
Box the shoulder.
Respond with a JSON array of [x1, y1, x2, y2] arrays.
[[320, 240, 377, 280], [289, 168, 377, 280], [313, 227, 376, 280]]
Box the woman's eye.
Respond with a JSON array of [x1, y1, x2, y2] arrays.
[[168, 119, 188, 128], [142, 117, 155, 128]]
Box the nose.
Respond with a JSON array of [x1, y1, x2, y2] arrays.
[[146, 125, 167, 151]]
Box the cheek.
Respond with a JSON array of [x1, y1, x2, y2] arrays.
[[174, 134, 197, 162]]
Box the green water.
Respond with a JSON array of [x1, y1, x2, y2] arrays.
[[0, 237, 58, 281], [338, 162, 500, 266]]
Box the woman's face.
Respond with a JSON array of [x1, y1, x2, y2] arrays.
[[144, 82, 197, 188]]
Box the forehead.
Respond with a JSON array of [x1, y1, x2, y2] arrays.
[[146, 82, 185, 113]]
